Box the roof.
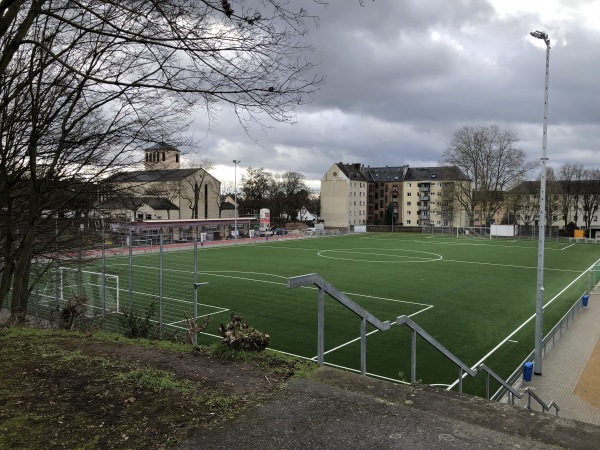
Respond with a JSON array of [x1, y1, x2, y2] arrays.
[[108, 168, 202, 183], [146, 142, 180, 152], [97, 197, 179, 211], [334, 163, 468, 183], [404, 166, 470, 182], [365, 165, 409, 183], [337, 163, 370, 182]]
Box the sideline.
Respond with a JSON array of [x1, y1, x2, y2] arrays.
[[447, 257, 600, 391]]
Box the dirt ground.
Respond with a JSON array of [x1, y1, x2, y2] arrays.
[[574, 337, 600, 408], [0, 327, 311, 449]]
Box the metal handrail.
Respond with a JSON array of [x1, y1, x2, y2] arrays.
[[478, 363, 522, 405], [525, 387, 560, 416], [491, 291, 586, 402], [287, 273, 391, 376], [396, 315, 476, 393]]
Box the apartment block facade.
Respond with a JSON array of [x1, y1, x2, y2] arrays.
[[321, 163, 470, 229]]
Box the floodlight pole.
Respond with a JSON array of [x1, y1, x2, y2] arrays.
[[233, 160, 240, 244], [531, 30, 551, 376]]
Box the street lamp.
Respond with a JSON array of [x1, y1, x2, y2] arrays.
[[233, 160, 240, 244], [530, 30, 551, 376]]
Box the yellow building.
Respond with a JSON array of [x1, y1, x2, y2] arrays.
[[320, 163, 470, 228]]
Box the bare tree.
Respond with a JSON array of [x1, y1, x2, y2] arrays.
[[1, 1, 325, 319], [544, 167, 561, 232], [278, 172, 310, 223], [441, 125, 535, 226], [579, 169, 600, 237], [214, 181, 236, 218], [558, 163, 585, 229], [239, 167, 274, 215]]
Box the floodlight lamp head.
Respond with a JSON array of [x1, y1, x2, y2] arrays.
[[530, 30, 549, 44]]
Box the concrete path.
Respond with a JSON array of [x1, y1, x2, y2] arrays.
[[516, 290, 600, 425]]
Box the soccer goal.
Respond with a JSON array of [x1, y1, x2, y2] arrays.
[[59, 267, 120, 315], [456, 226, 491, 238]]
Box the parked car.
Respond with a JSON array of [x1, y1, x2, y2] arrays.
[[273, 227, 288, 235]]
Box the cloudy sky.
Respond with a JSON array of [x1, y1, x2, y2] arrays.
[[184, 0, 600, 190]]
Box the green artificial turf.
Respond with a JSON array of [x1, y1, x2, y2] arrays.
[[37, 232, 600, 395]]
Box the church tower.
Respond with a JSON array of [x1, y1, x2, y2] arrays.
[[144, 142, 181, 170]]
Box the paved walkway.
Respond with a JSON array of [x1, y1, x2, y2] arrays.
[[515, 290, 600, 425]]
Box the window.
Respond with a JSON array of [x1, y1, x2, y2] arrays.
[[175, 154, 179, 163], [407, 211, 411, 215], [408, 183, 412, 187], [407, 192, 411, 197], [407, 201, 411, 206], [407, 220, 411, 224], [162, 151, 166, 161]]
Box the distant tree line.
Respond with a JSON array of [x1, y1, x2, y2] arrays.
[[441, 125, 600, 236], [0, 0, 324, 321], [238, 168, 319, 224]]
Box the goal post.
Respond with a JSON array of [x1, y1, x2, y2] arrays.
[[59, 267, 120, 315], [456, 226, 491, 238]]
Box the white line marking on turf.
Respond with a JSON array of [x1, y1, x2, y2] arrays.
[[115, 263, 433, 308], [447, 256, 600, 391], [442, 259, 580, 273], [561, 244, 575, 251]]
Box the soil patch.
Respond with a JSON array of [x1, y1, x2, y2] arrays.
[[574, 337, 600, 408], [0, 328, 312, 449]]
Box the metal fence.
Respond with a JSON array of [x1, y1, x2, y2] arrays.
[[491, 290, 587, 402]]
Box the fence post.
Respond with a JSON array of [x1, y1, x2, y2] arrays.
[[159, 233, 163, 339], [128, 228, 133, 312], [411, 329, 417, 383], [317, 286, 324, 367], [360, 317, 366, 375], [193, 236, 198, 345], [101, 227, 106, 315]]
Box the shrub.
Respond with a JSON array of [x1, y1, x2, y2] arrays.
[[218, 312, 269, 351], [119, 302, 156, 338], [59, 295, 87, 330]]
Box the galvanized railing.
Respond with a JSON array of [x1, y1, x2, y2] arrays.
[[525, 387, 560, 416], [287, 273, 391, 375], [478, 363, 522, 405], [395, 315, 476, 393], [288, 273, 561, 413], [491, 291, 586, 402]]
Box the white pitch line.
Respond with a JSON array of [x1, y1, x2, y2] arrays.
[[319, 306, 433, 358], [447, 256, 600, 391], [320, 328, 383, 357], [561, 244, 575, 251], [442, 258, 581, 273]]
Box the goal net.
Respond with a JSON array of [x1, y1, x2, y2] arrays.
[[456, 226, 490, 238], [59, 267, 120, 315]]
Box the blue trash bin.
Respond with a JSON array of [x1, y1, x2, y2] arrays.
[[583, 295, 589, 307], [523, 362, 534, 382]]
